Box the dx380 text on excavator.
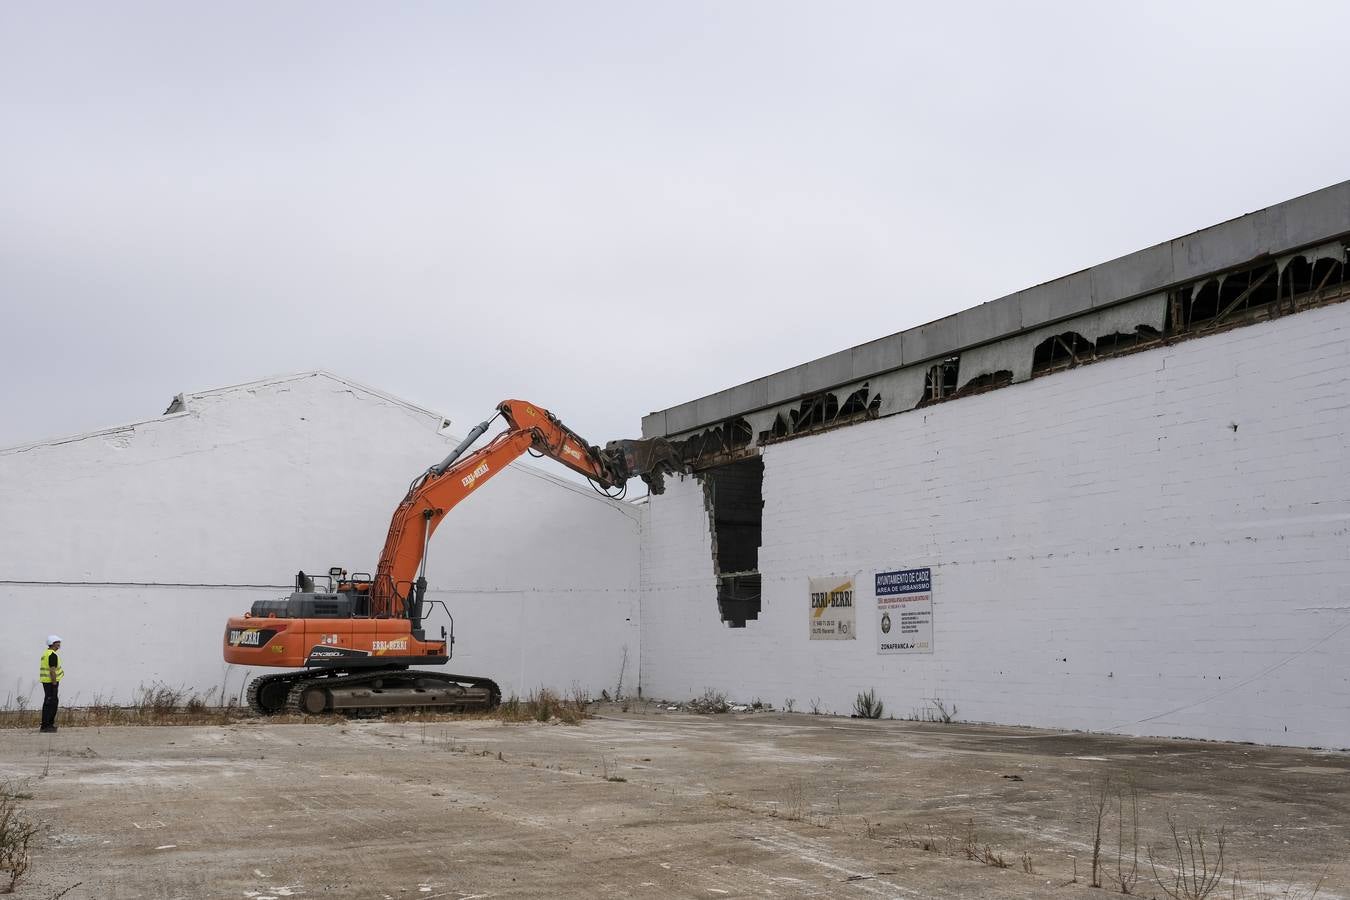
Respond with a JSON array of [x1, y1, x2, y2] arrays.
[[223, 399, 682, 717]]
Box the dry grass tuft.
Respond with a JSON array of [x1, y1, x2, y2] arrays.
[[0, 684, 246, 729], [960, 820, 1010, 869], [494, 687, 589, 725], [0, 780, 39, 894], [852, 688, 884, 719]]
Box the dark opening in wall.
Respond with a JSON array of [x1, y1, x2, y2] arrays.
[[1179, 263, 1279, 329], [700, 456, 764, 628], [1219, 265, 1278, 313], [1284, 255, 1347, 300], [1186, 278, 1223, 325], [1094, 327, 1158, 355], [1167, 249, 1348, 333], [792, 392, 838, 431], [919, 357, 960, 406], [671, 417, 755, 469], [1283, 257, 1316, 297], [1032, 332, 1095, 375], [839, 386, 877, 416], [765, 384, 881, 443], [956, 370, 1014, 396]]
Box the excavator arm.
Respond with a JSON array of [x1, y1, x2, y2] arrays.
[[368, 399, 681, 617]]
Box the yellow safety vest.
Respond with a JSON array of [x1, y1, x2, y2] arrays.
[[39, 648, 64, 683]]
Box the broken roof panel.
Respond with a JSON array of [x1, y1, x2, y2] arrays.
[[643, 179, 1350, 439]]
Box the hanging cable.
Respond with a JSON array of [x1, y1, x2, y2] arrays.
[[587, 478, 627, 500]]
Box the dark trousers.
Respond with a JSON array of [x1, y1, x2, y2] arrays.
[[40, 682, 59, 730]]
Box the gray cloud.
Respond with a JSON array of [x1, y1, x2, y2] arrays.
[[3, 1, 1348, 450]]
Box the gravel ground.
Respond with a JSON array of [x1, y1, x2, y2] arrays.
[[4, 705, 1347, 899]]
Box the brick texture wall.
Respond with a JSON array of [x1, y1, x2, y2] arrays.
[[640, 302, 1350, 747]]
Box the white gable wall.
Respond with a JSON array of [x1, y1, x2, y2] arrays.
[[639, 302, 1350, 748], [0, 373, 640, 706]]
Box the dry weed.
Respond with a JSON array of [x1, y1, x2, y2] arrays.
[[0, 781, 38, 894], [1149, 814, 1226, 900], [959, 820, 1010, 868], [0, 684, 246, 729], [852, 689, 883, 719]]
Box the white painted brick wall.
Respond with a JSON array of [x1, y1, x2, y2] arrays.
[[0, 373, 640, 705], [640, 302, 1350, 748]]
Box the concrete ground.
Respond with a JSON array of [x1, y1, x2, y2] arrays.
[[4, 706, 1347, 899]]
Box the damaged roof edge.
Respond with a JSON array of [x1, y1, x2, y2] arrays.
[[642, 179, 1350, 439]]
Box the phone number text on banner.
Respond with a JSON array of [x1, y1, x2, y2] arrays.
[[809, 576, 855, 640]]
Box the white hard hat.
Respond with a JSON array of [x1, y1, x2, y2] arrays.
[[47, 635, 62, 645]]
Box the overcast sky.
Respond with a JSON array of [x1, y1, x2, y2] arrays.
[[3, 1, 1347, 452]]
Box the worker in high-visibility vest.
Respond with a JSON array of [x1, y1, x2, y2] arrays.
[[39, 635, 64, 733]]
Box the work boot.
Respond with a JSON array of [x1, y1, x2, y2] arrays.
[[39, 726, 56, 733]]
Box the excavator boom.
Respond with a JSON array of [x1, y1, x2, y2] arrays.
[[372, 399, 679, 617]]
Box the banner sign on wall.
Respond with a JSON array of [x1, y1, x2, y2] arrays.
[[876, 567, 933, 654], [809, 576, 855, 640]]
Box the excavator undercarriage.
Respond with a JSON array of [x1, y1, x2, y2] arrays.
[[246, 668, 501, 717]]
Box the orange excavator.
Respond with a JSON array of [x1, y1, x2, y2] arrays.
[[224, 399, 682, 716]]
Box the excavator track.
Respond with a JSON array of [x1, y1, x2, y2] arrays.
[[250, 668, 501, 717], [246, 670, 309, 716]]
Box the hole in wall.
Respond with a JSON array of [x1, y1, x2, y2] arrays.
[[1283, 255, 1347, 302], [918, 357, 960, 406], [1167, 250, 1348, 333], [699, 456, 764, 628], [766, 385, 881, 443], [790, 392, 837, 432], [1094, 326, 1160, 356], [1187, 279, 1222, 325], [839, 386, 879, 417], [955, 370, 1014, 396], [1309, 256, 1345, 294], [1032, 332, 1095, 375], [1283, 256, 1316, 297], [1181, 263, 1279, 328], [1219, 264, 1278, 312], [671, 417, 754, 468]]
